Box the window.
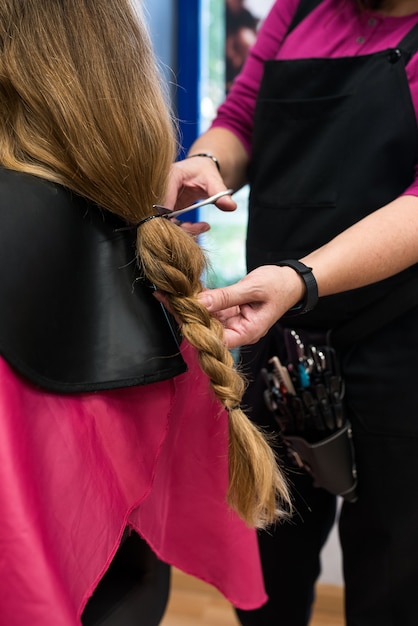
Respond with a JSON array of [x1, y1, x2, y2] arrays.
[[176, 0, 274, 288]]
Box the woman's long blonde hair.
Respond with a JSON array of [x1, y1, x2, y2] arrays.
[[0, 0, 290, 528]]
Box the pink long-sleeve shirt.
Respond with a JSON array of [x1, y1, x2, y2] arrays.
[[212, 0, 418, 195]]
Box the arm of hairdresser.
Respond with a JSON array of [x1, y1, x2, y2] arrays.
[[198, 194, 418, 348]]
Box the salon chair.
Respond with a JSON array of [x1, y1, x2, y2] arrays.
[[81, 530, 170, 626]]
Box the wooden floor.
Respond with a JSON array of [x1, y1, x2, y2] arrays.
[[160, 568, 344, 626]]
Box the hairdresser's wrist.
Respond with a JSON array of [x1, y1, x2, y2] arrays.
[[276, 260, 318, 316], [186, 152, 221, 173]]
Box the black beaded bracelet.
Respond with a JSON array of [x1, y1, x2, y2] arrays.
[[186, 153, 221, 173], [276, 259, 318, 316]]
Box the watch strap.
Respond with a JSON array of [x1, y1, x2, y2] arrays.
[[276, 259, 318, 316]]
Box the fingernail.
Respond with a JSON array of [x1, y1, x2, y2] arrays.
[[198, 292, 213, 309]]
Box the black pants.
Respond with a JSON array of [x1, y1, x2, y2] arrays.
[[236, 309, 418, 626], [235, 470, 336, 626], [81, 531, 170, 626]]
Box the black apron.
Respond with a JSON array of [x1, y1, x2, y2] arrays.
[[242, 21, 418, 431], [247, 23, 418, 329], [0, 168, 186, 392]]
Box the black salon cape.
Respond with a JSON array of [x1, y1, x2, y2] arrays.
[[0, 167, 186, 393]]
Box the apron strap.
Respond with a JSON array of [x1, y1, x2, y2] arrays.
[[397, 22, 418, 59], [286, 0, 324, 35]]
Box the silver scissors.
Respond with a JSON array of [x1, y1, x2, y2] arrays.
[[153, 188, 234, 219]]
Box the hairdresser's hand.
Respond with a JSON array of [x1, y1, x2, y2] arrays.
[[197, 266, 305, 348], [164, 157, 237, 217]]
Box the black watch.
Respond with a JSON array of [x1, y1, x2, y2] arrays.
[[276, 259, 318, 316]]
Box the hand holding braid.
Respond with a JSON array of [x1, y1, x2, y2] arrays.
[[137, 218, 291, 528]]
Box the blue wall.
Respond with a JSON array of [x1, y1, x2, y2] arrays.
[[145, 1, 201, 153]]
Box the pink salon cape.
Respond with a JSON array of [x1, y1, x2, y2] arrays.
[[0, 340, 267, 625]]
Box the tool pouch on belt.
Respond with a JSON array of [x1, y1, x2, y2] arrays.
[[262, 328, 358, 502]]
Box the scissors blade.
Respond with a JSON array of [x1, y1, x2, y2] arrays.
[[154, 189, 234, 219]]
